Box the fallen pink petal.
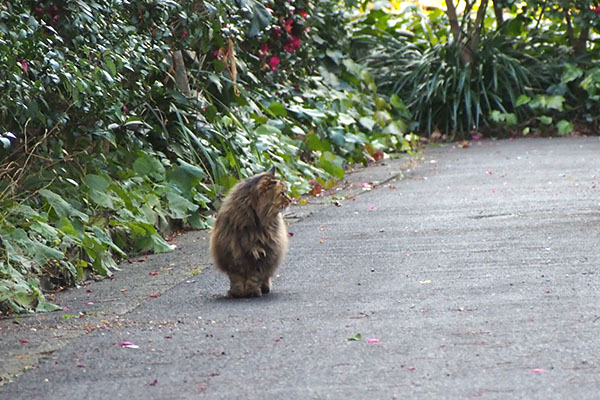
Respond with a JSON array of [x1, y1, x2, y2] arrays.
[[369, 206, 376, 210], [149, 293, 159, 298], [19, 339, 29, 344], [149, 379, 158, 386], [530, 368, 546, 373], [83, 301, 94, 306], [119, 341, 139, 349], [149, 272, 159, 276], [367, 338, 379, 343]]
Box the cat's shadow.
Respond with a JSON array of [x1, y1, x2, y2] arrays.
[[211, 292, 285, 304]]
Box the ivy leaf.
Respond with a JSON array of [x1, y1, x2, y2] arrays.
[[267, 102, 287, 117], [255, 124, 282, 136], [133, 156, 165, 181], [319, 152, 345, 179], [337, 113, 356, 126], [515, 95, 531, 107], [39, 189, 89, 222], [359, 117, 376, 131], [167, 160, 205, 194], [561, 63, 583, 84], [556, 120, 573, 136], [305, 134, 331, 152], [135, 234, 173, 254], [545, 95, 564, 111], [166, 192, 199, 219]]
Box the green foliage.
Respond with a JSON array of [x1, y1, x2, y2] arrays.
[[0, 0, 414, 313], [352, 4, 551, 138], [351, 1, 600, 138]]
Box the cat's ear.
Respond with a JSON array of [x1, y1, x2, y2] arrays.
[[257, 176, 277, 193], [266, 166, 276, 177]]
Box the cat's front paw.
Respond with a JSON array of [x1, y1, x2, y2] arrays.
[[251, 246, 267, 260], [261, 277, 272, 294]]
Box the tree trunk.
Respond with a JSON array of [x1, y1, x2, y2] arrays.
[[492, 0, 504, 27], [173, 50, 191, 97], [445, 0, 487, 65]]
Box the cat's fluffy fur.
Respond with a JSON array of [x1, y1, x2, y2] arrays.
[[210, 168, 291, 297]]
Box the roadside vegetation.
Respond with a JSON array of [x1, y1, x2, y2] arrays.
[[1, 0, 598, 313]]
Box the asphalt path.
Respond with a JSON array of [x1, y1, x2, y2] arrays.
[[1, 137, 600, 399]]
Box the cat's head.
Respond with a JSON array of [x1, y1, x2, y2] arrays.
[[254, 167, 291, 215]]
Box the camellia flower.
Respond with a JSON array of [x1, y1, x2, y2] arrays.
[[269, 56, 280, 72], [284, 36, 301, 53], [181, 29, 188, 38], [284, 19, 294, 34], [594, 5, 600, 13], [19, 59, 28, 73], [259, 43, 269, 56], [298, 9, 308, 18], [273, 27, 282, 39]]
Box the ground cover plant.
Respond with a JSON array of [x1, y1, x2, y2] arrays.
[[0, 0, 415, 313]]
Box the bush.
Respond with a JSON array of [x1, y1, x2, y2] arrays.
[[0, 0, 415, 313]]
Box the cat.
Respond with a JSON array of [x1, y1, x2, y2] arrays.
[[209, 167, 291, 297]]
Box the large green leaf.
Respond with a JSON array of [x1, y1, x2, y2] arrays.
[[237, 0, 272, 37], [166, 192, 199, 219], [133, 156, 166, 181], [39, 189, 89, 222]]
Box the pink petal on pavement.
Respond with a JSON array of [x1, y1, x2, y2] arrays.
[[367, 338, 379, 343], [530, 368, 546, 373], [149, 293, 159, 298], [20, 339, 30, 344], [119, 341, 139, 349], [149, 272, 159, 276]]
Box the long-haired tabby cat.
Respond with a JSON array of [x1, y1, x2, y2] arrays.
[[210, 167, 291, 297]]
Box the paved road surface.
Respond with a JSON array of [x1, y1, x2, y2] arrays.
[[1, 137, 599, 399]]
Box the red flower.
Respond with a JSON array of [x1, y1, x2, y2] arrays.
[[284, 19, 294, 34], [269, 56, 280, 72], [259, 43, 269, 56], [19, 59, 29, 73], [273, 27, 282, 39], [284, 36, 301, 53], [181, 29, 188, 38], [49, 5, 58, 21], [298, 9, 308, 18], [594, 5, 600, 13]]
